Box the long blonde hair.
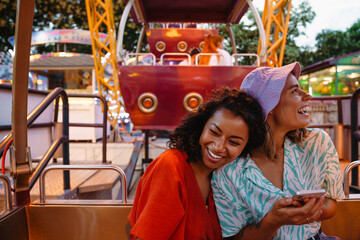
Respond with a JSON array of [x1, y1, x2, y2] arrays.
[[262, 125, 308, 160], [199, 35, 224, 65]]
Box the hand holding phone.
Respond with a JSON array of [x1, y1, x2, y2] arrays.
[[292, 189, 326, 201]]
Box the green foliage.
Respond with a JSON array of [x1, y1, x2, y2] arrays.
[[1, 0, 359, 68], [346, 18, 360, 53], [300, 18, 360, 67], [287, 1, 316, 41], [219, 1, 315, 66], [0, 0, 143, 53], [0, 0, 17, 51], [315, 30, 348, 60], [284, 0, 315, 66], [219, 20, 259, 65]]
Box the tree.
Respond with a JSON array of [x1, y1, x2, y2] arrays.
[[346, 18, 360, 53], [0, 0, 17, 51], [219, 0, 316, 66], [314, 30, 348, 62], [284, 0, 315, 66], [299, 18, 360, 67], [0, 0, 143, 53]]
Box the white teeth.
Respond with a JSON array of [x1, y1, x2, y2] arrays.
[[208, 149, 222, 159], [298, 106, 310, 114]]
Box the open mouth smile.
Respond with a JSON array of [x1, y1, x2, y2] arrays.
[[207, 148, 223, 160], [298, 106, 310, 115]]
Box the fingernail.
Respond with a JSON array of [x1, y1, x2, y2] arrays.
[[285, 198, 292, 203]]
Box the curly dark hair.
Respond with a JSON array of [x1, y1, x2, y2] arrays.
[[168, 88, 266, 163]]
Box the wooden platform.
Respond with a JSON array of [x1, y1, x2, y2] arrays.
[[78, 170, 120, 194], [30, 168, 98, 200]]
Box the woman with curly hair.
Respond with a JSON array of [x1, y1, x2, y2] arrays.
[[199, 35, 232, 66], [127, 88, 266, 240]]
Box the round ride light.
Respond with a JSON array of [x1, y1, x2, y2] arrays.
[[155, 41, 166, 52], [177, 41, 187, 52], [143, 98, 154, 109], [183, 92, 203, 112], [188, 97, 199, 108], [199, 41, 205, 51], [138, 93, 158, 113]]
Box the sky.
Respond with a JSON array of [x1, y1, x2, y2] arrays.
[[253, 0, 360, 48]]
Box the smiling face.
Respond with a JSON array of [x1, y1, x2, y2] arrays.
[[270, 73, 312, 131], [199, 108, 249, 171]]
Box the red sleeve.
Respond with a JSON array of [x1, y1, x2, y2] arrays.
[[128, 152, 186, 240]]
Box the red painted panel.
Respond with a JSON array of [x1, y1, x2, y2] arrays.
[[128, 0, 249, 23], [146, 28, 219, 60], [118, 65, 257, 130]]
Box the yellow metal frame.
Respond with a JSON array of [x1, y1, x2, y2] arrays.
[[85, 0, 121, 129], [258, 0, 292, 67]]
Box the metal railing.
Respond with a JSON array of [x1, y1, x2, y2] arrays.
[[0, 174, 12, 212], [195, 53, 223, 66], [160, 53, 191, 65], [55, 94, 109, 164], [125, 53, 156, 65], [344, 160, 360, 198], [312, 90, 360, 191], [232, 53, 260, 66], [123, 140, 143, 194], [350, 88, 360, 189], [39, 165, 127, 204], [1, 88, 111, 196], [0, 87, 70, 191]]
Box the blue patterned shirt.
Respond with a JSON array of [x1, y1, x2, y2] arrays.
[[211, 128, 345, 239]]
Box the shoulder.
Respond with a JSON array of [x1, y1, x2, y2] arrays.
[[298, 128, 337, 158], [306, 128, 328, 137], [213, 156, 246, 183], [303, 128, 332, 145], [217, 48, 231, 56], [155, 148, 187, 165], [146, 149, 188, 174]]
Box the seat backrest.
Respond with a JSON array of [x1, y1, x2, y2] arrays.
[[0, 207, 29, 240], [26, 204, 133, 240], [321, 199, 360, 240]]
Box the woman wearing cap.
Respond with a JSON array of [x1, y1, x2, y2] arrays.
[[199, 35, 232, 66], [211, 62, 344, 240]]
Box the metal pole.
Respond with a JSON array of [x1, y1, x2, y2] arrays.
[[246, 0, 267, 64], [102, 97, 107, 163], [226, 23, 237, 56], [144, 130, 149, 162], [136, 23, 146, 54], [116, 0, 135, 61], [12, 0, 36, 206], [61, 92, 70, 190], [350, 88, 360, 187]]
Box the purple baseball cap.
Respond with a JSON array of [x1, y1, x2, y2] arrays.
[[240, 62, 301, 120]]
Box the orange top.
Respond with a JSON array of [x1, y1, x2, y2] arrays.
[[128, 149, 223, 240]]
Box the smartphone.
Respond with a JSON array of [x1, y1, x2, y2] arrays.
[[292, 189, 326, 201]]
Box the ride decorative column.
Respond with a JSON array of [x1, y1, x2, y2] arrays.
[[85, 0, 122, 130], [258, 0, 292, 67]]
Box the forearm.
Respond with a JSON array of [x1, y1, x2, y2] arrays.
[[227, 214, 280, 240]]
